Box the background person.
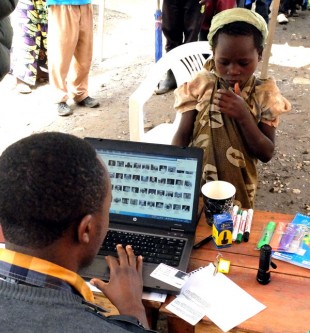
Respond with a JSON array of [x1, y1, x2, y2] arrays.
[[0, 132, 155, 332], [0, 0, 19, 82], [47, 0, 100, 116], [10, 0, 48, 94], [199, 0, 236, 41], [172, 8, 291, 208], [155, 0, 204, 95]]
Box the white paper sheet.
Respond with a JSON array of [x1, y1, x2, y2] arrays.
[[166, 264, 266, 332], [86, 281, 167, 302]]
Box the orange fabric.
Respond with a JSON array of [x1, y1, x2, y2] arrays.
[[0, 248, 94, 302], [48, 5, 93, 103]]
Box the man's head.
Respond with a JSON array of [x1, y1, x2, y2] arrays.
[[0, 132, 110, 260]]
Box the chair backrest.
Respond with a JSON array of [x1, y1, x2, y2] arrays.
[[129, 41, 212, 142]]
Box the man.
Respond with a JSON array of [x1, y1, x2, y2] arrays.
[[155, 0, 204, 94], [47, 1, 100, 116], [0, 132, 155, 332], [242, 0, 269, 23], [0, 0, 19, 82]]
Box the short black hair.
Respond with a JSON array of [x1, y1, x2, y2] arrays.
[[0, 132, 108, 248], [212, 21, 264, 55]]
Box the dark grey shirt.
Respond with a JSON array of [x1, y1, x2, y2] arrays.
[[0, 280, 157, 332]]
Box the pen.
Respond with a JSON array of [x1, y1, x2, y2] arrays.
[[193, 234, 212, 249], [257, 221, 276, 249], [243, 208, 253, 242], [232, 209, 242, 241], [236, 210, 247, 244]]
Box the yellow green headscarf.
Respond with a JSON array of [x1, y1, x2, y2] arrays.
[[207, 8, 268, 47]]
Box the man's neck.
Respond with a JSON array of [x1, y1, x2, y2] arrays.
[[5, 241, 79, 272]]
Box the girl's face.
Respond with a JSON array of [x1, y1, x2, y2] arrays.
[[213, 33, 262, 88]]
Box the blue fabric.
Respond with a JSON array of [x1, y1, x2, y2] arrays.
[[154, 9, 162, 62], [47, 0, 91, 5]]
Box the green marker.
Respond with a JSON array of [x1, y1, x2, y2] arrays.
[[257, 221, 276, 249]]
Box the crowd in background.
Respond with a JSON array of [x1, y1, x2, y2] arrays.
[[1, 1, 310, 99]]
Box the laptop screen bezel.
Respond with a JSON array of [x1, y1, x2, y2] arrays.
[[84, 137, 203, 233]]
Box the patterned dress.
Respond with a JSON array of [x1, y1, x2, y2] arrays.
[[10, 0, 48, 86], [174, 60, 291, 208]]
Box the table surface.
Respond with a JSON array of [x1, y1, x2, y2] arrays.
[[1, 208, 309, 332], [160, 205, 310, 333]]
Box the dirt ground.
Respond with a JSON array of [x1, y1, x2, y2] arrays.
[[0, 1, 310, 217]]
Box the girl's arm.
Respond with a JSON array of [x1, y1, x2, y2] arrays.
[[213, 89, 275, 162], [172, 110, 197, 146]]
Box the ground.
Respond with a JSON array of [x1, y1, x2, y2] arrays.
[[0, 0, 310, 217]]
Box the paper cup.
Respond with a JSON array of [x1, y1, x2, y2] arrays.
[[201, 181, 236, 226]]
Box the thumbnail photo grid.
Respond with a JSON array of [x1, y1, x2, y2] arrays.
[[106, 156, 197, 221]]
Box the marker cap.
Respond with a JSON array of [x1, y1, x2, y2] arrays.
[[236, 233, 243, 244], [243, 231, 249, 242]]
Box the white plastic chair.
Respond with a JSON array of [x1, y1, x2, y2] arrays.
[[129, 41, 212, 143]]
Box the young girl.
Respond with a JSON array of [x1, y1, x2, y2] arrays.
[[172, 8, 291, 209]]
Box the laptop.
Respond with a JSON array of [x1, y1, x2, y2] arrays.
[[79, 137, 203, 294]]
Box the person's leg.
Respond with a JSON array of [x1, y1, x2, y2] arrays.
[[277, 0, 290, 23], [279, 0, 290, 13], [255, 0, 269, 23], [156, 0, 183, 94], [10, 0, 42, 91], [162, 0, 183, 52], [48, 5, 79, 104], [183, 0, 203, 44], [69, 4, 98, 106]]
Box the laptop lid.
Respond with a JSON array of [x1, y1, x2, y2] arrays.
[[81, 138, 203, 294]]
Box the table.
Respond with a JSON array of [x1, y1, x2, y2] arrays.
[[160, 207, 310, 333]]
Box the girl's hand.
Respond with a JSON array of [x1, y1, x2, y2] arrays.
[[213, 87, 249, 122]]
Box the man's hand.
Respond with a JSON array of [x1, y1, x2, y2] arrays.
[[90, 245, 149, 328]]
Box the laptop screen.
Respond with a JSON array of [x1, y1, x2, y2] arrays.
[[85, 138, 203, 231]]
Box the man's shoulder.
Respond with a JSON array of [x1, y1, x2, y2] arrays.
[[0, 281, 153, 332]]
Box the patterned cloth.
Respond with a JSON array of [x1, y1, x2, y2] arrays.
[[174, 59, 291, 208], [0, 248, 94, 302], [10, 0, 48, 86]]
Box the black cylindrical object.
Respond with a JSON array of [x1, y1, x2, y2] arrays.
[[256, 244, 272, 285]]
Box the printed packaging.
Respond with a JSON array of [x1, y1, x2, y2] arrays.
[[212, 212, 233, 248]]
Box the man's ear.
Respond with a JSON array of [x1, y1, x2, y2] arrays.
[[77, 215, 93, 244]]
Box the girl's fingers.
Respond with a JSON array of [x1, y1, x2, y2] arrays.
[[234, 82, 241, 95]]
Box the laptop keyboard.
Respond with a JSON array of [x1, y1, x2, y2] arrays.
[[98, 230, 186, 267]]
